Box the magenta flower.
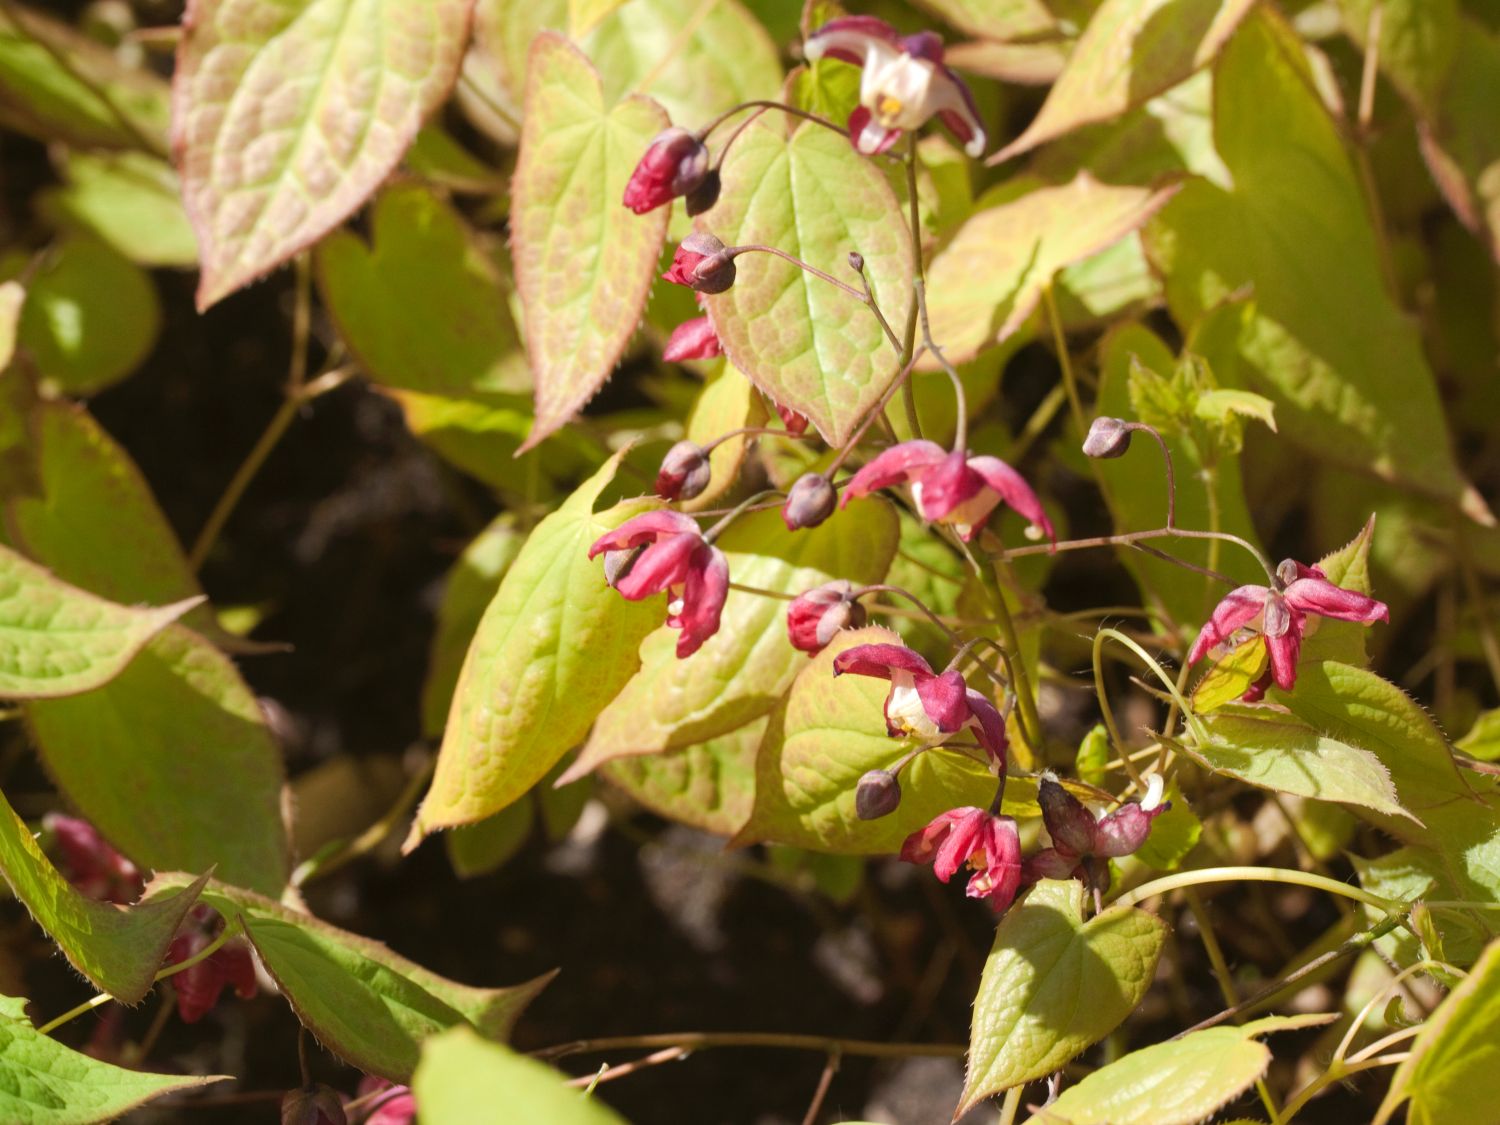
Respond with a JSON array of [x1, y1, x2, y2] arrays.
[[1022, 774, 1167, 894], [166, 905, 258, 1024], [842, 440, 1053, 544], [662, 314, 722, 362], [775, 402, 809, 435], [623, 127, 709, 214], [355, 1077, 416, 1125], [804, 17, 986, 157], [1188, 559, 1389, 697], [902, 807, 1022, 912], [589, 511, 729, 657], [787, 581, 867, 654], [43, 814, 144, 905], [832, 642, 1006, 763]]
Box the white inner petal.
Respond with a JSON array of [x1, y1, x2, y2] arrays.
[[861, 47, 939, 130], [887, 671, 944, 741]]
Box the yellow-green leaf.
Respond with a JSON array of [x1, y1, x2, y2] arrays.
[[414, 1027, 627, 1124]]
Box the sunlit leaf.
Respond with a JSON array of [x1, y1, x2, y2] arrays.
[[604, 718, 763, 837], [510, 33, 668, 449], [173, 0, 473, 308], [409, 454, 662, 841], [41, 152, 197, 268], [909, 0, 1056, 40], [958, 879, 1166, 1112], [414, 1027, 627, 1124], [678, 363, 767, 513], [701, 118, 913, 445], [1192, 637, 1268, 713], [1457, 708, 1500, 762], [446, 800, 535, 878], [0, 994, 226, 1122], [1417, 17, 1500, 263]]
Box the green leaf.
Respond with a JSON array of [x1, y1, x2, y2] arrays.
[[908, 0, 1056, 40], [173, 0, 473, 308], [678, 363, 767, 513], [0, 4, 169, 151], [2, 400, 215, 639], [734, 626, 1057, 854], [447, 801, 535, 878], [317, 184, 530, 400], [0, 355, 39, 501], [0, 543, 192, 700], [569, 501, 899, 777], [1457, 708, 1500, 762], [26, 624, 290, 896], [414, 1027, 628, 1124], [1339, 0, 1458, 114], [41, 152, 197, 268], [1191, 711, 1413, 819], [570, 0, 627, 37], [158, 877, 553, 1082], [1299, 515, 1377, 667], [1417, 18, 1500, 263], [1192, 638, 1268, 713], [0, 784, 208, 1002], [924, 174, 1182, 366], [993, 0, 1255, 161], [0, 993, 226, 1123], [421, 515, 524, 739], [409, 454, 663, 841], [1131, 782, 1201, 870], [700, 118, 913, 445], [2, 238, 159, 397], [510, 33, 668, 449], [1036, 1014, 1335, 1124], [1193, 388, 1276, 431], [958, 879, 1167, 1114], [1380, 937, 1500, 1124], [604, 717, 764, 836], [1146, 8, 1489, 520], [583, 0, 782, 123]]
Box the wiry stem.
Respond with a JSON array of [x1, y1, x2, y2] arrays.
[[534, 1032, 964, 1063]]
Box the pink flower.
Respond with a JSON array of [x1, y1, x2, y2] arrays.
[[43, 814, 143, 905], [1022, 774, 1167, 894], [589, 511, 729, 657], [901, 807, 1022, 912], [662, 315, 722, 362], [1188, 559, 1389, 697], [355, 1077, 416, 1125], [623, 127, 710, 214], [166, 905, 257, 1024], [842, 440, 1053, 544], [787, 581, 867, 654], [662, 233, 736, 293], [832, 642, 1006, 764], [804, 17, 986, 157], [775, 403, 809, 435]]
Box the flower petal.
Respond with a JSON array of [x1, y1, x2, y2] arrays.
[[966, 455, 1053, 542], [588, 510, 701, 558], [915, 668, 971, 733], [910, 450, 983, 522], [930, 66, 987, 157], [964, 688, 1007, 765], [616, 533, 700, 601], [1187, 585, 1272, 664], [672, 544, 729, 657], [1266, 619, 1303, 691], [662, 315, 722, 362], [848, 106, 902, 155], [841, 440, 947, 503], [899, 806, 969, 865], [967, 815, 1023, 912], [832, 641, 935, 680], [1283, 576, 1389, 625], [1093, 803, 1163, 859], [931, 807, 986, 882], [804, 15, 901, 65]]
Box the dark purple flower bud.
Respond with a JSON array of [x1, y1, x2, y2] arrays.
[[787, 580, 867, 654], [1082, 416, 1133, 459], [662, 233, 737, 294], [282, 1084, 347, 1125], [848, 251, 865, 273], [656, 440, 712, 501], [1037, 774, 1097, 856], [684, 167, 722, 216], [855, 769, 902, 820], [623, 127, 710, 214], [783, 472, 837, 530]]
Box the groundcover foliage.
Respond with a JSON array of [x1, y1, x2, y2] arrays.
[[0, 0, 1496, 1121]]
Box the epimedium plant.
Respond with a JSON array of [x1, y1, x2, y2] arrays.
[[0, 0, 1496, 1123]]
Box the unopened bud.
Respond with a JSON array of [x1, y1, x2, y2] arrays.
[[855, 769, 901, 820], [604, 545, 645, 588], [656, 440, 712, 501], [782, 472, 836, 530], [623, 127, 710, 214], [787, 580, 867, 654], [663, 232, 737, 294], [1082, 416, 1133, 459], [1037, 773, 1096, 856], [684, 167, 722, 216], [281, 1084, 347, 1125], [847, 251, 865, 273]]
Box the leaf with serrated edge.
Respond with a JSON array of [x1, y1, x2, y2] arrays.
[[409, 453, 662, 842], [605, 716, 764, 836], [924, 174, 1181, 366], [992, 0, 1255, 162], [172, 0, 474, 309], [1035, 1015, 1335, 1124], [0, 785, 209, 1002], [414, 1027, 627, 1125], [700, 118, 913, 445], [0, 993, 228, 1122], [1191, 712, 1414, 820], [511, 33, 668, 450], [958, 879, 1166, 1114], [0, 543, 194, 700], [732, 627, 1073, 854], [154, 876, 553, 1082], [568, 501, 899, 778], [26, 624, 290, 896]]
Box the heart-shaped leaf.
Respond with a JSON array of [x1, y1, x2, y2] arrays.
[[173, 0, 473, 308], [958, 878, 1167, 1114], [701, 118, 913, 445], [510, 32, 669, 449]]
